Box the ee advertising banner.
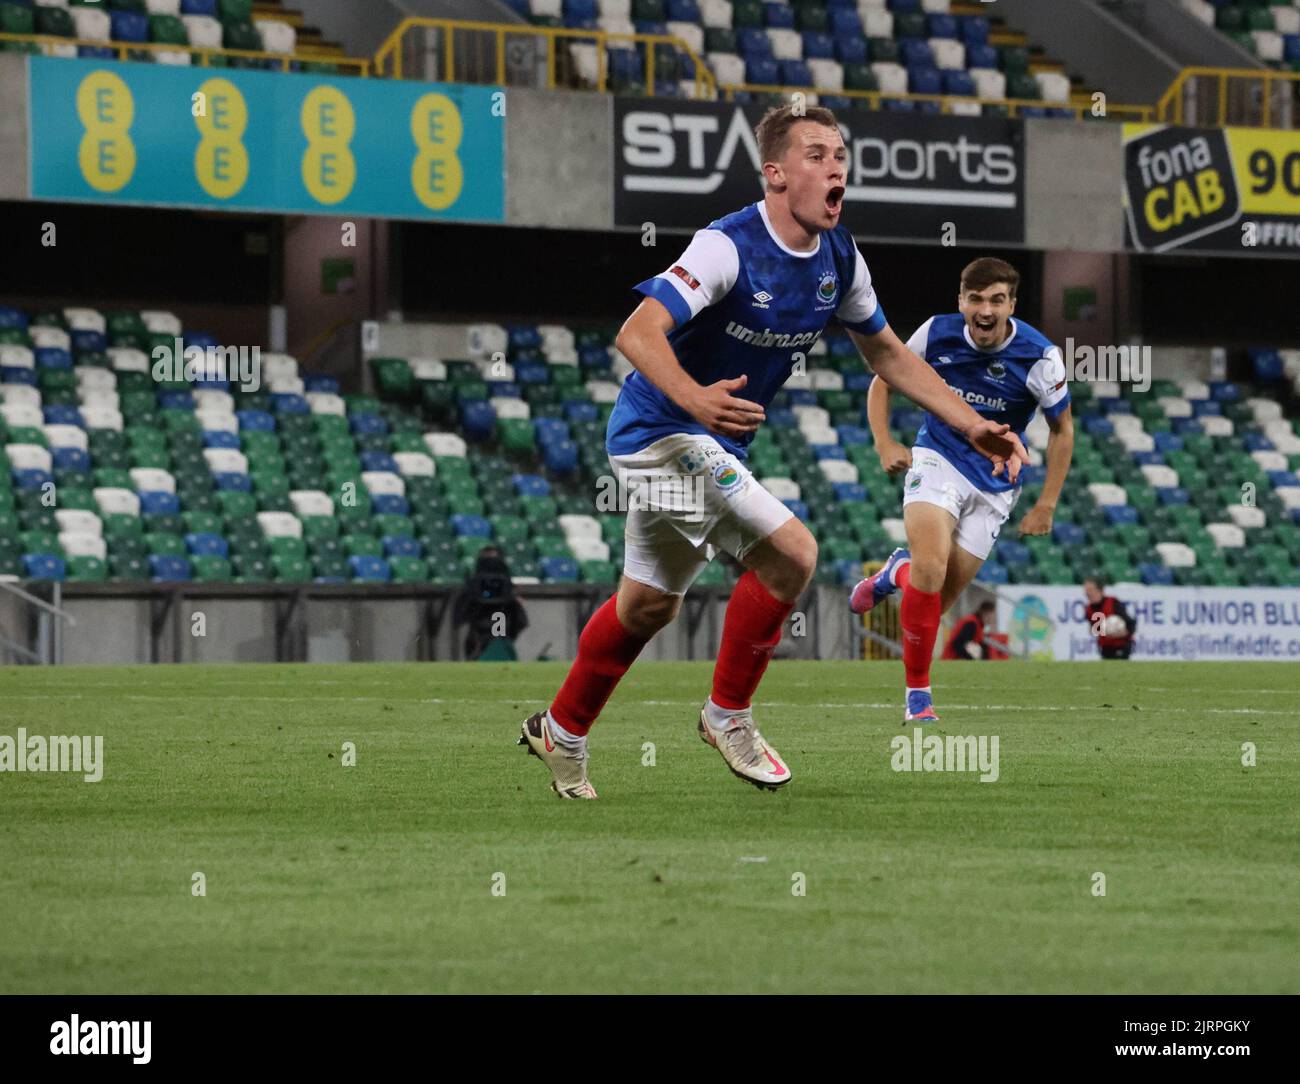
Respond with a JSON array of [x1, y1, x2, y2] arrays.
[[28, 57, 504, 222], [1123, 122, 1300, 255], [998, 584, 1300, 662], [614, 99, 1025, 244]]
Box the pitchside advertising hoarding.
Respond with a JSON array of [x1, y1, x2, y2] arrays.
[[613, 99, 1025, 243], [998, 585, 1300, 662], [1123, 122, 1300, 255], [28, 57, 504, 222]]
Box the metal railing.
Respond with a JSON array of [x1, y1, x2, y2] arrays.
[[0, 31, 370, 74], [718, 82, 1153, 121], [0, 580, 76, 665], [372, 16, 715, 99], [1156, 67, 1300, 129]]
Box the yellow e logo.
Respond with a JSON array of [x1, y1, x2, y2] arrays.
[[76, 71, 136, 193], [301, 86, 356, 205], [193, 78, 249, 199], [410, 93, 464, 211]]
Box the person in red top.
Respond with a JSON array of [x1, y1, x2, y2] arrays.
[[942, 600, 997, 660], [1084, 578, 1136, 659]]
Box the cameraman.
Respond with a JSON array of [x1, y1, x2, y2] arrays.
[[453, 546, 528, 661], [1084, 577, 1136, 660]]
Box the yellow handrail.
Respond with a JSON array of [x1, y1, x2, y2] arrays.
[[371, 15, 717, 99], [0, 31, 370, 74], [1155, 66, 1300, 128], [719, 82, 1154, 122]]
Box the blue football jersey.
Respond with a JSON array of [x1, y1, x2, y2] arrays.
[[907, 313, 1070, 494], [606, 201, 887, 459]]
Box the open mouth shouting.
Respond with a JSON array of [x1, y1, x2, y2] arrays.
[[825, 185, 845, 219], [972, 315, 1000, 339]]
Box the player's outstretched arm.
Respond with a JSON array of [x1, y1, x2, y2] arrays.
[[1019, 405, 1074, 536], [866, 375, 911, 476], [615, 298, 765, 439], [847, 325, 1028, 482]]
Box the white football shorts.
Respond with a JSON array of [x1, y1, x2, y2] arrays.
[[607, 433, 794, 596], [902, 446, 1020, 562]]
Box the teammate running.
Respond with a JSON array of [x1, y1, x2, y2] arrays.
[[519, 107, 1027, 798], [850, 257, 1074, 722]]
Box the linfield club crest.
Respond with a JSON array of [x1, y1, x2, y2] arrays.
[[816, 273, 837, 306]]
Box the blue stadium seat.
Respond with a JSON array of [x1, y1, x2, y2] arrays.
[[786, 388, 817, 406], [578, 345, 612, 371], [72, 329, 107, 355], [141, 492, 181, 516], [834, 36, 866, 63], [181, 0, 218, 16], [666, 0, 700, 21], [833, 559, 863, 585], [14, 469, 53, 492], [1191, 399, 1221, 417], [23, 554, 66, 581], [766, 408, 797, 428], [803, 31, 835, 59], [35, 348, 72, 370], [348, 555, 391, 582], [1082, 416, 1114, 437], [928, 13, 958, 38], [236, 410, 276, 432], [513, 473, 550, 497], [52, 448, 91, 473], [186, 532, 228, 558], [533, 418, 571, 446], [966, 43, 998, 69], [563, 401, 599, 424], [961, 15, 990, 45], [1249, 348, 1283, 382], [360, 452, 399, 473], [738, 28, 773, 57], [996, 540, 1030, 566], [746, 57, 779, 84], [540, 556, 580, 583], [1209, 381, 1240, 403], [1103, 504, 1139, 526], [844, 372, 871, 393], [835, 425, 871, 446], [158, 391, 195, 412], [110, 10, 150, 43], [1241, 433, 1273, 452], [514, 362, 549, 385], [1052, 522, 1087, 545], [1172, 418, 1203, 436], [908, 65, 942, 94], [1152, 432, 1183, 453], [384, 535, 422, 558], [542, 439, 579, 474], [782, 498, 809, 520], [1268, 470, 1299, 489], [451, 513, 492, 538], [1140, 562, 1174, 586], [214, 472, 252, 492], [975, 562, 1009, 585], [349, 413, 388, 434], [487, 381, 521, 399], [272, 393, 310, 415], [832, 482, 867, 502], [0, 305, 28, 329], [303, 374, 340, 395], [779, 59, 813, 85], [942, 70, 975, 96], [1, 366, 36, 386], [43, 405, 84, 427], [765, 2, 795, 28], [202, 430, 240, 449], [1131, 451, 1165, 467], [829, 11, 862, 37], [371, 494, 410, 517], [149, 555, 192, 582]]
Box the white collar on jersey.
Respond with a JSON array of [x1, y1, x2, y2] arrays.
[[756, 201, 821, 258], [964, 317, 1018, 354]]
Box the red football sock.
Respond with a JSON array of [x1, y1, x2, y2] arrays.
[[900, 584, 942, 689], [894, 560, 912, 592], [549, 595, 649, 736], [711, 571, 795, 711]]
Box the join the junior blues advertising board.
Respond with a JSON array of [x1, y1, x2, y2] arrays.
[[999, 585, 1300, 662], [28, 56, 504, 222]]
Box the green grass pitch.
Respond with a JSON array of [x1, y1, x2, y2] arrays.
[[1, 660, 1296, 994]]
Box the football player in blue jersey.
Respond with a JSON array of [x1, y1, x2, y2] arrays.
[[519, 106, 1028, 798], [850, 257, 1075, 722]]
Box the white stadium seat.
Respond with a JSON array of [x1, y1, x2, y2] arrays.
[[700, 0, 732, 30], [362, 471, 406, 498], [31, 326, 70, 351], [82, 405, 124, 432], [45, 425, 88, 452], [819, 459, 859, 484], [1025, 414, 1050, 451], [71, 9, 111, 42], [130, 468, 176, 494], [203, 448, 248, 475], [258, 20, 296, 54], [1156, 542, 1196, 568], [60, 533, 107, 561], [5, 443, 51, 472], [146, 0, 182, 15], [871, 62, 907, 96], [598, 0, 632, 21], [1116, 429, 1154, 453], [289, 491, 334, 519], [1275, 487, 1300, 511], [1034, 71, 1071, 103], [65, 308, 106, 332], [196, 410, 238, 435], [793, 405, 830, 430], [1178, 378, 1210, 400], [586, 381, 621, 404], [140, 310, 182, 336], [183, 15, 222, 50], [1088, 482, 1127, 507], [809, 369, 844, 390], [108, 347, 149, 373], [1157, 396, 1192, 418], [863, 10, 894, 38], [393, 452, 435, 478], [1092, 380, 1121, 400], [1, 403, 43, 430], [1140, 464, 1180, 489], [260, 353, 299, 384], [803, 425, 839, 447], [307, 392, 347, 416], [569, 538, 611, 563], [768, 28, 802, 61], [258, 512, 303, 540], [1200, 416, 1234, 438], [1245, 397, 1282, 424], [1251, 450, 1288, 473], [559, 514, 602, 542], [491, 396, 530, 420], [0, 345, 35, 369], [269, 375, 305, 396], [55, 509, 101, 536], [930, 39, 965, 71], [194, 389, 234, 414], [2, 385, 42, 408], [667, 21, 704, 54], [882, 518, 908, 544], [1227, 504, 1266, 529], [95, 487, 140, 517], [1206, 522, 1245, 549], [410, 358, 446, 382], [808, 58, 844, 92], [425, 433, 467, 458], [969, 69, 1006, 101]]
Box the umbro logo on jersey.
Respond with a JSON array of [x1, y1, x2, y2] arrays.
[[936, 356, 953, 365], [752, 290, 773, 306]]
